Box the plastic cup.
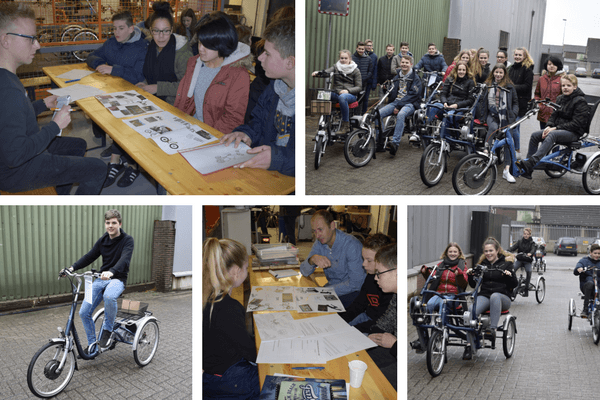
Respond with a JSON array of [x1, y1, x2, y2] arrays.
[[348, 360, 368, 388]]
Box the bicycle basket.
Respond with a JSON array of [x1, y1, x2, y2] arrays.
[[311, 100, 332, 115]]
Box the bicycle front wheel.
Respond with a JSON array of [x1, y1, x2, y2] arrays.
[[27, 341, 76, 398], [314, 135, 324, 170], [344, 129, 375, 168], [133, 319, 160, 366], [452, 153, 497, 195], [420, 143, 446, 187]]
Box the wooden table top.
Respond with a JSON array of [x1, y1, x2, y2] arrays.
[[43, 64, 295, 195], [248, 268, 397, 399]]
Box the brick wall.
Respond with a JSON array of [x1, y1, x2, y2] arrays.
[[152, 220, 176, 292], [443, 37, 461, 67]]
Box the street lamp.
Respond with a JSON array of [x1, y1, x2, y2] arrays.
[[562, 19, 567, 56]]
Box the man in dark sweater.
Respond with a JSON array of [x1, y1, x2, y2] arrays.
[[0, 3, 106, 194], [68, 209, 134, 352], [340, 233, 394, 333], [352, 41, 373, 113], [377, 44, 396, 97]]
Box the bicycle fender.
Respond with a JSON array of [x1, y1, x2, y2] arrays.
[[582, 151, 600, 172], [48, 338, 79, 371]]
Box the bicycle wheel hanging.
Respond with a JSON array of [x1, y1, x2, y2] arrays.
[[71, 29, 99, 62]]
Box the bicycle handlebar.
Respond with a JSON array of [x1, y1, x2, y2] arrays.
[[59, 268, 101, 280]]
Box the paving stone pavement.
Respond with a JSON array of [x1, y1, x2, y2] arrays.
[[306, 79, 600, 196], [406, 266, 598, 400], [0, 290, 191, 400]]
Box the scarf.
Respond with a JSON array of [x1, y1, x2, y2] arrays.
[[488, 85, 508, 126], [335, 60, 358, 75], [143, 35, 178, 100], [274, 79, 295, 147]]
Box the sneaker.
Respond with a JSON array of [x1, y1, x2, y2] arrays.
[[103, 159, 125, 188], [117, 166, 140, 188], [100, 144, 114, 159], [389, 142, 399, 156], [462, 345, 472, 360], [409, 133, 420, 143], [410, 340, 424, 354], [502, 169, 516, 183], [99, 329, 112, 349], [516, 159, 532, 179]]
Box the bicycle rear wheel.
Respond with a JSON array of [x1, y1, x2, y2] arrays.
[[133, 319, 160, 366], [420, 143, 445, 187], [344, 129, 375, 168], [452, 153, 497, 195], [583, 154, 600, 194], [27, 341, 76, 398]]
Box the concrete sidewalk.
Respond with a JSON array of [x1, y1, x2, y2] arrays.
[[0, 290, 191, 400]]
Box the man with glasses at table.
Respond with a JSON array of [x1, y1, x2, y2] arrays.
[[300, 209, 366, 308], [0, 3, 106, 194]]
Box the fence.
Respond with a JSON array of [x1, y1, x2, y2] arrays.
[[509, 223, 600, 251], [0, 205, 162, 301]]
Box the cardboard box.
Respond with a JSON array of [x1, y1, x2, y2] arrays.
[[311, 100, 332, 115]]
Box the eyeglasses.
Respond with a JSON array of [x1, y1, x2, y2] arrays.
[[6, 32, 39, 45], [374, 268, 397, 277], [151, 29, 172, 36]]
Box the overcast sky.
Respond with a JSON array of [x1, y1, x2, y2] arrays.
[[543, 0, 600, 46]]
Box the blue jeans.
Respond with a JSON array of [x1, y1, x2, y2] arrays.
[[1, 137, 106, 195], [79, 278, 125, 348], [512, 124, 521, 151], [474, 293, 511, 329], [203, 359, 260, 400], [330, 92, 357, 122], [485, 116, 511, 166], [379, 102, 415, 145], [526, 129, 579, 164], [426, 107, 464, 138]]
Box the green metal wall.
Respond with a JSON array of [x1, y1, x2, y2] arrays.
[[0, 206, 162, 301], [306, 0, 451, 98]]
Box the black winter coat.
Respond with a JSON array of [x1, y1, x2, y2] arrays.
[[508, 62, 534, 117], [480, 83, 519, 123], [377, 54, 395, 84], [441, 76, 476, 109], [508, 237, 536, 262], [547, 87, 589, 136], [468, 254, 518, 299], [352, 52, 373, 88], [476, 63, 490, 84]]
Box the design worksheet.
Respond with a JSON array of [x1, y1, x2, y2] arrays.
[[95, 91, 161, 118], [247, 286, 345, 313]]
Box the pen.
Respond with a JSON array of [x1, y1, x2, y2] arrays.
[[64, 79, 81, 83], [292, 367, 324, 370]]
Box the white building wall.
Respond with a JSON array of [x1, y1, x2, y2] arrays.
[[448, 0, 547, 73], [162, 206, 193, 290]]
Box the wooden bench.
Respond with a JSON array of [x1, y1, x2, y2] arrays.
[[20, 76, 52, 102], [0, 187, 57, 195]]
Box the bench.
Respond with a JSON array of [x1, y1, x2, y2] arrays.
[[0, 187, 57, 195]]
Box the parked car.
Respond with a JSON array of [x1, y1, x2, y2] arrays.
[[575, 67, 587, 77], [555, 237, 578, 256], [587, 238, 600, 253], [592, 68, 600, 79]]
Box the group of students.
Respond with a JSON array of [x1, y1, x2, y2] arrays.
[[202, 221, 397, 399], [0, 2, 295, 195]]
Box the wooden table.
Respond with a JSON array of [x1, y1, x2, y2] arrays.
[[248, 268, 397, 399], [43, 64, 295, 195]]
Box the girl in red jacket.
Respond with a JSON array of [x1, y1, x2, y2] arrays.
[[534, 56, 565, 129]]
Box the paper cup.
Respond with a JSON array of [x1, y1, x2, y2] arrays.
[[348, 360, 368, 388]]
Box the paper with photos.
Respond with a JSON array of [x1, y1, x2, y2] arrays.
[[247, 286, 345, 313], [95, 90, 160, 118]]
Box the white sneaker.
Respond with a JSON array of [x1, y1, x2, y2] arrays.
[[503, 169, 516, 183], [409, 133, 420, 143]]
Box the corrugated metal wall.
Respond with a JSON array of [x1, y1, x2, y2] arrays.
[[0, 206, 162, 301], [306, 0, 451, 99]]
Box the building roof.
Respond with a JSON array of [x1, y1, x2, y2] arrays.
[[539, 206, 600, 227]]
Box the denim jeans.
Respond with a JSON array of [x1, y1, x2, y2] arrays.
[[474, 293, 511, 329], [330, 92, 357, 122], [513, 260, 532, 274], [485, 116, 511, 166], [426, 107, 464, 138], [1, 137, 106, 195], [379, 102, 415, 144], [512, 124, 521, 151], [203, 359, 260, 400], [526, 129, 579, 164], [79, 278, 125, 348]]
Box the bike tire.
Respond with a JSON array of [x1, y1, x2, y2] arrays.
[[344, 129, 375, 168], [568, 298, 575, 331], [60, 25, 83, 43], [426, 330, 445, 377], [583, 154, 600, 194], [594, 310, 600, 345], [543, 145, 568, 178], [27, 341, 76, 398], [314, 135, 324, 170], [420, 143, 446, 187], [543, 260, 546, 272], [452, 153, 497, 195], [71, 29, 99, 62], [133, 319, 160, 366], [502, 318, 516, 358], [535, 277, 546, 304]]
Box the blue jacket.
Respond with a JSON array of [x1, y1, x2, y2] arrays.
[[389, 68, 422, 109], [86, 26, 148, 84], [352, 51, 373, 88], [234, 80, 295, 177], [574, 256, 600, 292], [366, 51, 378, 89], [415, 51, 448, 75]]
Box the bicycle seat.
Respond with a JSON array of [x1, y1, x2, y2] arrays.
[[474, 119, 488, 126], [483, 309, 510, 315], [348, 101, 359, 109]]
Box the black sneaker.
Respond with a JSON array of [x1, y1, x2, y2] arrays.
[[516, 159, 533, 179], [99, 329, 112, 349], [410, 340, 424, 354], [462, 345, 472, 360], [100, 144, 114, 159], [389, 142, 399, 156], [117, 166, 140, 188], [103, 159, 125, 188]]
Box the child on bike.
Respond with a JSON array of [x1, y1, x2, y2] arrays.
[[68, 210, 134, 353], [574, 244, 600, 317]]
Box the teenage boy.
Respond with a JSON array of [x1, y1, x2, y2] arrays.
[[300, 210, 366, 308], [87, 11, 149, 187], [390, 42, 413, 74], [364, 39, 377, 109], [0, 3, 106, 194], [378, 55, 422, 155], [415, 42, 447, 80], [220, 17, 295, 177], [377, 44, 395, 95], [352, 41, 373, 113], [340, 234, 394, 333], [574, 244, 600, 317], [67, 209, 134, 353]]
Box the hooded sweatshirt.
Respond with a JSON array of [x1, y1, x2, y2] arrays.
[[175, 43, 251, 134], [86, 26, 148, 84]]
